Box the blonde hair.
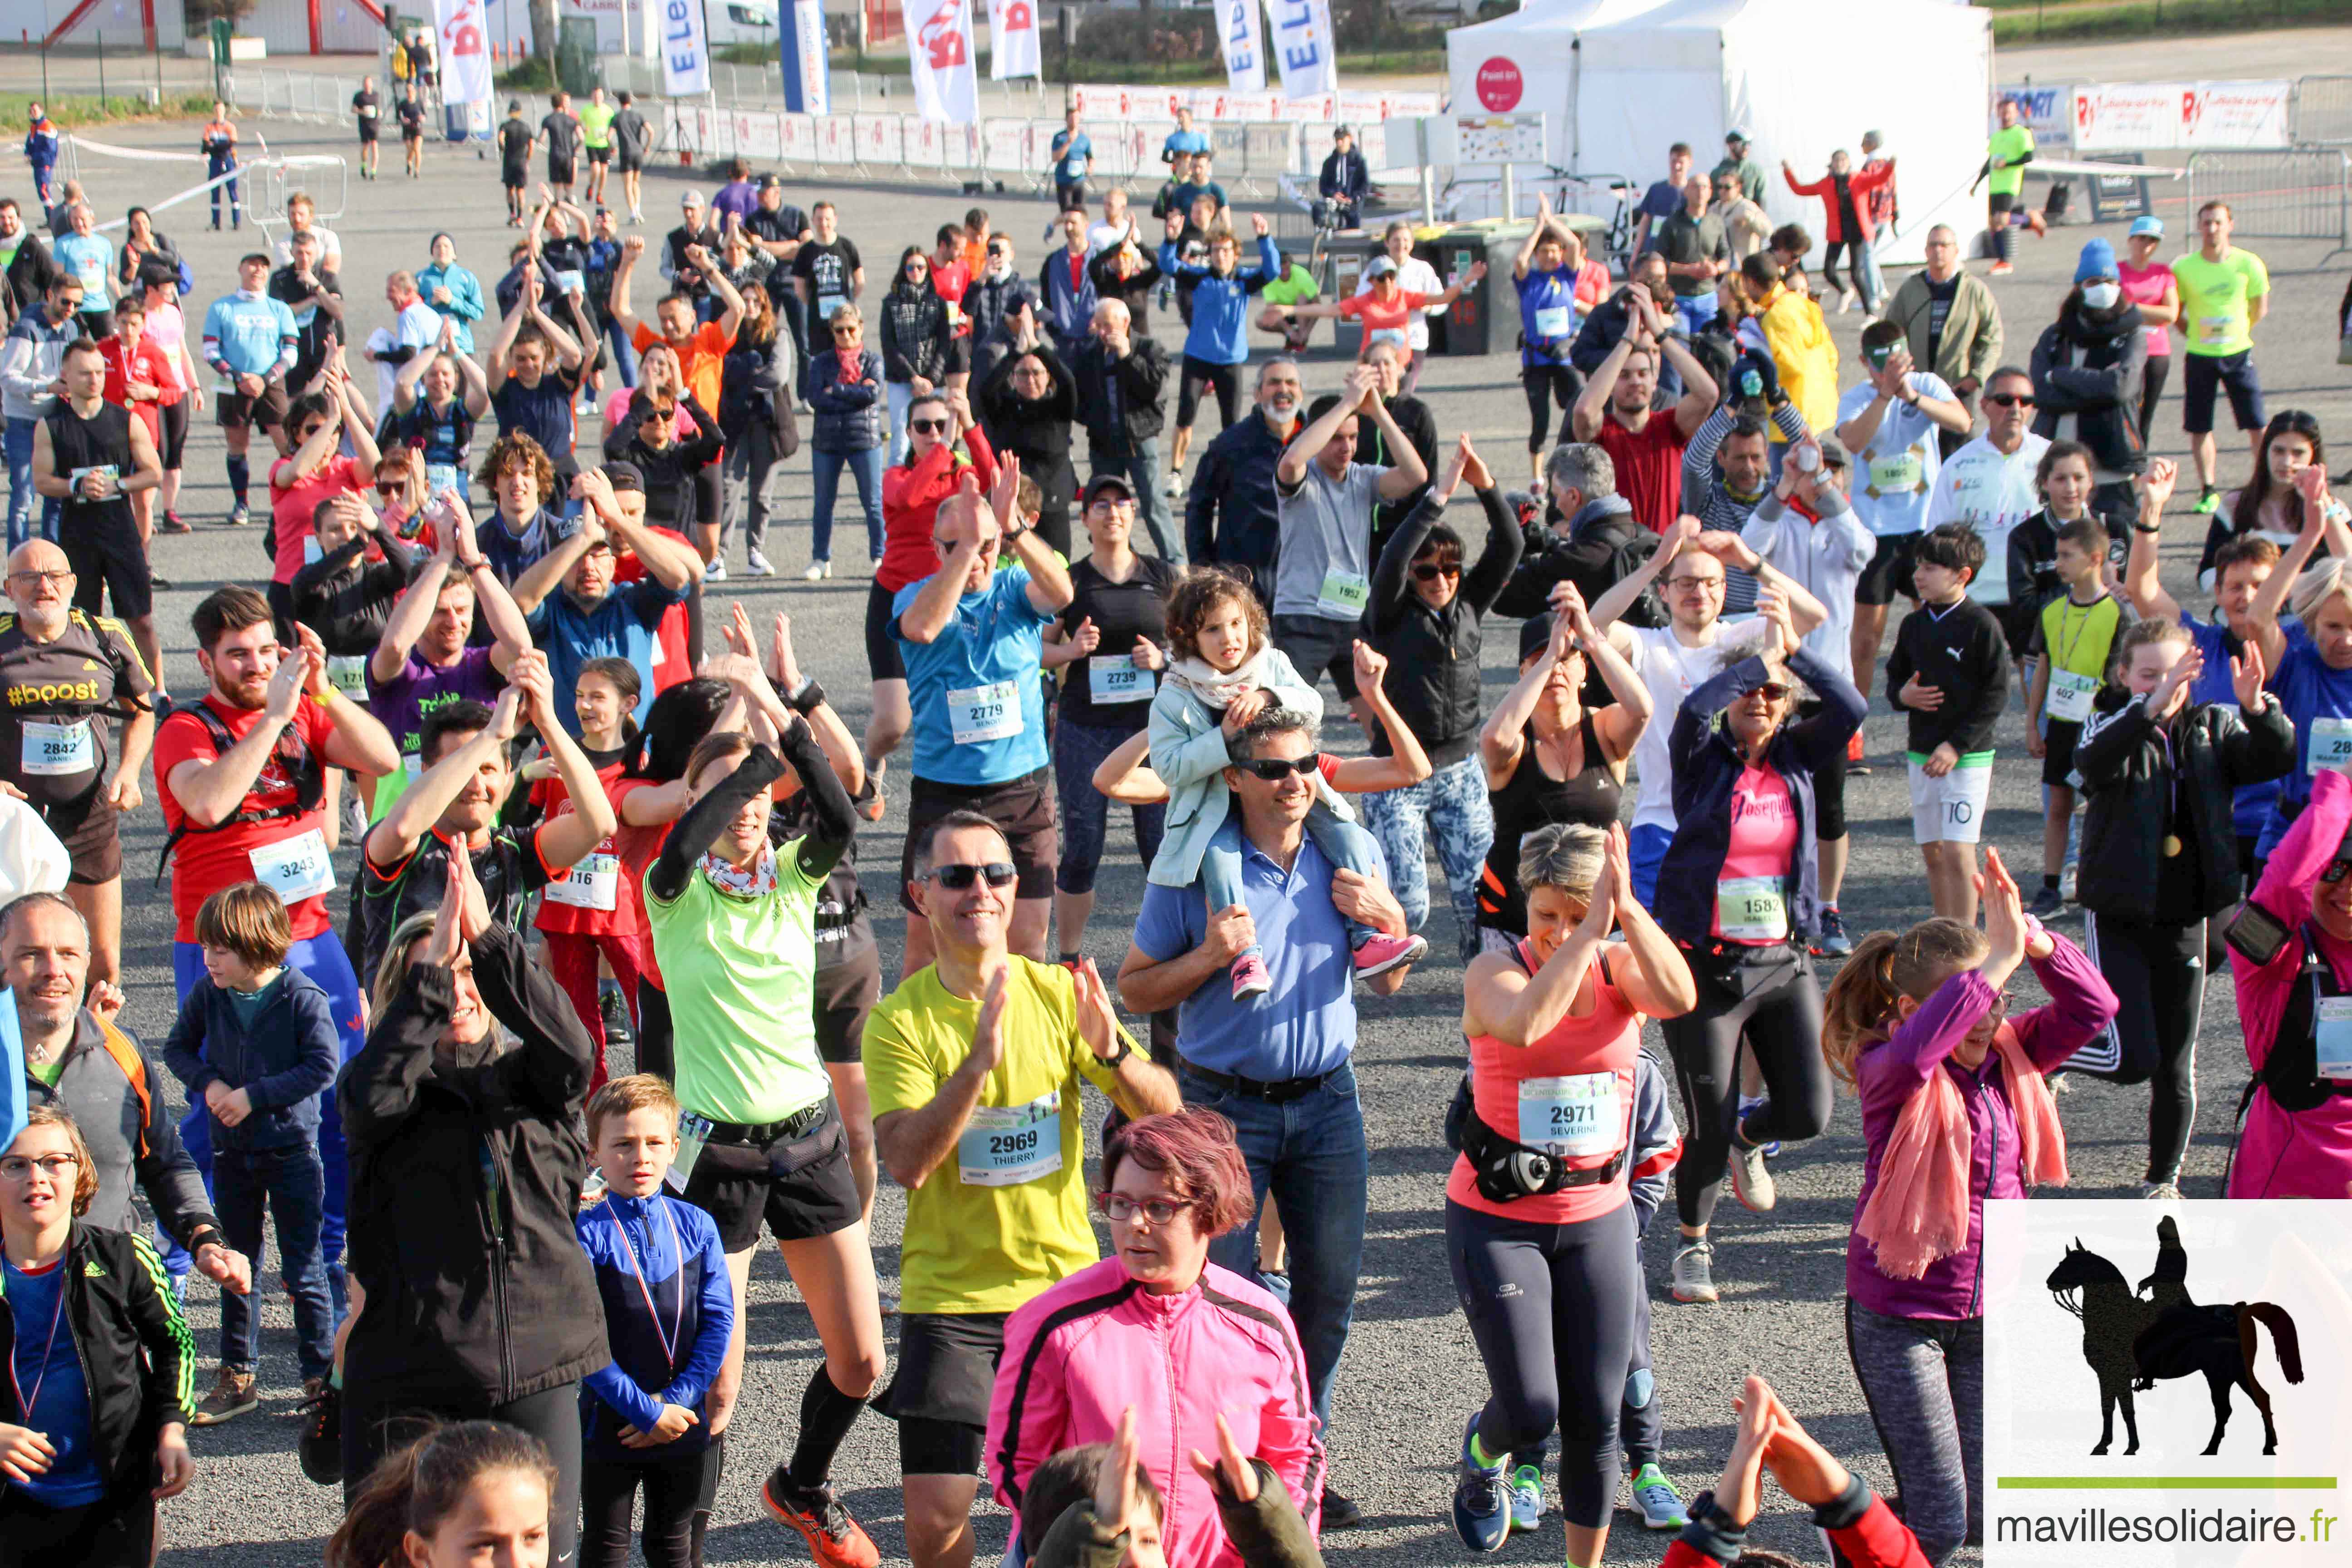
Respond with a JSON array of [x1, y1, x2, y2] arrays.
[[372, 910, 442, 1015], [587, 1073, 679, 1145], [2289, 558, 2352, 627], [1819, 919, 1990, 1087], [1516, 823, 1608, 902]]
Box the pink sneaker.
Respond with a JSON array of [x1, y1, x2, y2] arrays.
[[1231, 955, 1271, 1000], [1351, 932, 1427, 978]]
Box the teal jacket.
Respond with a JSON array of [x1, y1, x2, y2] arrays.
[[1145, 648, 1350, 888], [416, 260, 485, 356]]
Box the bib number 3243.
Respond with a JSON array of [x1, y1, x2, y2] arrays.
[[250, 828, 336, 904]]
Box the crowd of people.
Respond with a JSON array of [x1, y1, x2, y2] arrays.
[[0, 84, 2344, 1568]]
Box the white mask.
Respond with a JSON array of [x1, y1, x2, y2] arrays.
[[2081, 281, 2121, 310]]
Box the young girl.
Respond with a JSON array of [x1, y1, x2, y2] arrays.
[[2001, 440, 2100, 665], [0, 1107, 196, 1567], [2198, 410, 2348, 595], [1819, 850, 2115, 1566], [528, 656, 645, 1091], [327, 1420, 559, 1568], [1146, 568, 1424, 1001]]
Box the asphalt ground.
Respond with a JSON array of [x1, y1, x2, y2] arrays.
[[51, 103, 2351, 1568]]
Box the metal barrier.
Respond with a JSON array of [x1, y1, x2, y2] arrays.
[[2185, 148, 2351, 251], [2297, 76, 2352, 147]]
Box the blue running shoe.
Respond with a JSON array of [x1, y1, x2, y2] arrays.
[[1451, 1415, 1511, 1553], [1632, 1463, 1689, 1530], [1508, 1463, 1543, 1533]]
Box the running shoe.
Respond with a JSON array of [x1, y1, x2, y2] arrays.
[[1507, 1463, 1543, 1533], [343, 791, 368, 849], [1451, 1415, 1511, 1553], [192, 1366, 258, 1426], [854, 765, 887, 824], [1737, 1094, 1782, 1158], [297, 1378, 343, 1485], [157, 510, 191, 534], [763, 1469, 879, 1568], [227, 502, 250, 526], [600, 986, 635, 1049], [1231, 954, 1271, 1001], [1631, 1463, 1689, 1530], [1728, 1134, 1777, 1212], [745, 551, 776, 578], [1846, 729, 1869, 773], [2194, 486, 2220, 515], [2027, 886, 2065, 920], [2062, 858, 2079, 902], [1989, 261, 2014, 275], [1811, 906, 1852, 959], [1671, 1240, 1718, 1304], [800, 559, 829, 582], [706, 557, 727, 583], [2141, 1180, 2183, 1202], [1319, 1485, 1364, 1529], [1352, 931, 1427, 978]]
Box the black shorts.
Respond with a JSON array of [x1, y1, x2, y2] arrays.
[[1988, 191, 2016, 220], [617, 149, 645, 173], [1175, 355, 1240, 432], [503, 164, 529, 191], [679, 1099, 862, 1252], [402, 126, 423, 143], [2043, 714, 2084, 787], [550, 158, 578, 185], [358, 122, 380, 143], [2181, 349, 2264, 436], [588, 144, 613, 165], [812, 920, 882, 1065], [216, 381, 288, 432], [64, 513, 152, 622], [1855, 531, 1920, 607], [872, 1311, 1007, 1475], [1271, 612, 1363, 702], [864, 580, 907, 680], [898, 767, 1058, 909], [37, 791, 121, 884]]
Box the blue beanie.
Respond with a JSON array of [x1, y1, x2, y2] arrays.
[[2075, 237, 2118, 283]]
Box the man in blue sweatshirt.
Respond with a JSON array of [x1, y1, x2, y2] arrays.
[[1158, 209, 1277, 496]]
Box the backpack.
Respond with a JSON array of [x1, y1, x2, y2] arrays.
[[152, 701, 326, 884]]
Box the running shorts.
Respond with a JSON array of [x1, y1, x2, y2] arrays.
[[1907, 751, 1993, 845]]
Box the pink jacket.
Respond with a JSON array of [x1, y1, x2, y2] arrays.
[[985, 1259, 1323, 1568]]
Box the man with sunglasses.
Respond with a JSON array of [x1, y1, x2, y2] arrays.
[[1923, 365, 2050, 647], [892, 472, 1073, 975], [1118, 705, 1414, 1529], [864, 809, 1176, 1568]]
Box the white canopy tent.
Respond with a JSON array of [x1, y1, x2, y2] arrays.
[[1445, 0, 1992, 268]]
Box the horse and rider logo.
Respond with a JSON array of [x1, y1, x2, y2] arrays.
[[2045, 1216, 2304, 1457]]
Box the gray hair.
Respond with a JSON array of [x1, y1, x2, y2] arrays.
[[1986, 364, 2034, 392], [0, 891, 86, 947], [1225, 707, 1321, 767], [1516, 823, 1608, 899], [1254, 356, 1300, 390], [2290, 558, 2352, 627], [1545, 442, 1616, 502]]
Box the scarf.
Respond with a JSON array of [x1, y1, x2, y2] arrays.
[[1165, 652, 1270, 714], [1855, 1021, 2068, 1281], [699, 843, 776, 900]]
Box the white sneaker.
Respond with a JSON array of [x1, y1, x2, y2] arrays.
[[801, 560, 830, 583], [1161, 471, 1181, 499], [1839, 289, 1859, 314], [705, 558, 727, 583], [745, 551, 775, 578]]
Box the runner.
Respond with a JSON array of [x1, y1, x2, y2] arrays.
[[1158, 211, 1279, 497], [396, 85, 426, 181], [612, 92, 651, 225], [387, 329, 490, 510], [199, 103, 240, 232], [1972, 97, 2038, 276], [200, 254, 299, 528], [22, 104, 59, 209], [497, 101, 533, 228], [31, 338, 162, 697], [350, 76, 382, 180], [1838, 321, 1972, 700], [1511, 199, 1585, 485], [2117, 216, 2178, 447], [539, 92, 582, 206], [289, 491, 416, 722], [1570, 290, 1719, 532], [2240, 495, 2352, 862], [1921, 365, 2050, 630], [579, 85, 617, 207], [267, 370, 379, 641], [135, 267, 201, 538], [2, 272, 82, 547]]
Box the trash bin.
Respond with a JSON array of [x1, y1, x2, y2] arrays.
[[1426, 224, 1535, 358], [444, 97, 490, 144]]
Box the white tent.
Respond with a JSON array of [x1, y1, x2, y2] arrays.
[[1445, 0, 1991, 268]]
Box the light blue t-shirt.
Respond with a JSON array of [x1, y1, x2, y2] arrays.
[[1133, 820, 1382, 1081], [202, 291, 300, 377], [4, 1254, 106, 1507], [1052, 130, 1093, 184], [53, 233, 113, 306], [891, 567, 1055, 787], [1163, 128, 1210, 162], [1835, 371, 1956, 538]]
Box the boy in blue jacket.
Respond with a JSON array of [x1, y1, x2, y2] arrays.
[[577, 1073, 734, 1568], [162, 881, 340, 1426], [1159, 209, 1280, 487]]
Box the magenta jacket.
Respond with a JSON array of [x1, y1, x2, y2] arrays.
[[1847, 934, 2115, 1321], [985, 1258, 1323, 1568]]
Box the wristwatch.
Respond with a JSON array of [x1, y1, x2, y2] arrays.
[[2131, 521, 2162, 535], [1099, 1035, 1134, 1069]]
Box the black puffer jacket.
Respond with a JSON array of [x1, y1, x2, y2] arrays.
[[879, 281, 955, 385], [338, 921, 606, 1409], [808, 345, 887, 454], [1369, 484, 1524, 768], [2030, 294, 2149, 478], [1074, 335, 1170, 447]]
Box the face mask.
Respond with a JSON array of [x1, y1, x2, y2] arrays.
[[2081, 281, 2121, 310]]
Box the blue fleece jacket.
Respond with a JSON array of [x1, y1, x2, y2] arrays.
[[576, 1191, 733, 1459], [161, 969, 341, 1152], [1159, 233, 1279, 367]]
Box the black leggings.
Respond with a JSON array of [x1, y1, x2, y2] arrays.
[[1175, 354, 1240, 433], [1803, 701, 1848, 841], [1446, 1197, 1639, 1529], [2078, 912, 2208, 1185], [1820, 240, 1868, 301], [159, 394, 191, 471], [343, 1380, 583, 1568], [636, 978, 675, 1083], [1523, 364, 1579, 455], [1661, 942, 1834, 1230], [2137, 353, 2172, 447], [581, 1436, 725, 1568], [0, 1488, 154, 1568]]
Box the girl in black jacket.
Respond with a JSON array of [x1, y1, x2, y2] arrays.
[[2071, 618, 2294, 1196], [1363, 435, 1523, 963], [0, 1106, 195, 1568], [978, 334, 1078, 555], [879, 246, 955, 461], [338, 850, 603, 1566]]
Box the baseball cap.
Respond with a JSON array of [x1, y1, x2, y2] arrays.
[[2128, 215, 2165, 239], [1335, 123, 1354, 138], [1365, 256, 1397, 279], [1725, 128, 1749, 144], [680, 188, 704, 208], [756, 173, 781, 191], [600, 461, 646, 494], [1518, 613, 1558, 663], [1816, 435, 1851, 470], [1082, 473, 1137, 509]]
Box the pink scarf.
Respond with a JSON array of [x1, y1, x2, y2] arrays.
[[1856, 1023, 2069, 1281]]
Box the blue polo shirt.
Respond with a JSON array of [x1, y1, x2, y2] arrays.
[[1163, 128, 1210, 162], [1132, 818, 1381, 1081], [526, 577, 685, 733], [891, 566, 1054, 787]]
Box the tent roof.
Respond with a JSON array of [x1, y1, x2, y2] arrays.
[[1444, 0, 1670, 43]]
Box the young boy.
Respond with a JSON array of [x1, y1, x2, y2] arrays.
[[1885, 523, 2011, 924], [162, 882, 341, 1426], [2025, 514, 2132, 916], [576, 1074, 733, 1568]]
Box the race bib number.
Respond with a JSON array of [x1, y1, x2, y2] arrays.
[[544, 850, 620, 911], [2047, 668, 2100, 724], [327, 653, 370, 698], [21, 718, 93, 776], [250, 829, 336, 903], [403, 752, 423, 780], [667, 1111, 715, 1193], [817, 295, 848, 328], [1368, 327, 1409, 349], [957, 1091, 1063, 1186], [1088, 653, 1154, 705], [1516, 1073, 1622, 1160], [1716, 874, 1789, 943], [1533, 305, 1571, 339], [948, 681, 1021, 746], [426, 463, 461, 497], [69, 465, 119, 502], [2317, 998, 2352, 1080], [1867, 450, 1923, 495], [2308, 715, 2352, 777], [1315, 568, 1371, 620], [552, 270, 584, 296], [2196, 315, 2234, 347]]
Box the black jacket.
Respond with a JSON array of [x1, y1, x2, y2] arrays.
[[1075, 335, 1170, 447], [1088, 247, 1161, 337], [720, 336, 798, 457], [338, 921, 606, 1408], [978, 340, 1076, 470], [289, 532, 421, 657], [609, 393, 725, 531], [0, 1221, 195, 1494], [1886, 596, 2010, 757], [879, 282, 955, 384], [1361, 392, 1438, 557], [4, 232, 56, 323], [2030, 295, 2148, 479], [1568, 286, 1686, 405], [2074, 691, 2295, 921], [1370, 486, 1523, 766], [1185, 410, 1301, 598], [1319, 148, 1370, 206], [1493, 495, 1653, 622]]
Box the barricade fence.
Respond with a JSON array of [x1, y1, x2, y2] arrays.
[[2184, 148, 2351, 249], [2296, 76, 2352, 147]]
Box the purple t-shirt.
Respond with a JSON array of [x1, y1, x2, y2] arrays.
[[366, 644, 505, 774], [709, 180, 759, 227]]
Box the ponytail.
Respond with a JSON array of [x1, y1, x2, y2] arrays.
[[1819, 918, 1990, 1088], [327, 1421, 557, 1568]]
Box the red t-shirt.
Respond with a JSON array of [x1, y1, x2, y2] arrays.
[[153, 696, 338, 943], [610, 525, 692, 694], [1595, 411, 1690, 534], [1336, 289, 1430, 350], [533, 758, 639, 938], [270, 453, 371, 584], [97, 338, 176, 448], [607, 776, 671, 989], [935, 259, 972, 335]]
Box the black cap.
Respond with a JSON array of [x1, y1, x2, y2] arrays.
[[1082, 473, 1136, 509], [601, 461, 645, 494], [1518, 613, 1557, 662], [1816, 434, 1852, 469], [756, 172, 781, 190]]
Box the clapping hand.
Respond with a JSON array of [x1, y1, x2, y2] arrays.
[[2231, 636, 2269, 713], [1188, 1412, 1261, 1503]]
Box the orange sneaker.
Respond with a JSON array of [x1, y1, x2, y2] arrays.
[[764, 1470, 879, 1568]]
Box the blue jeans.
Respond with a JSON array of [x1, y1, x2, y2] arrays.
[[1673, 291, 1720, 337], [887, 381, 915, 464], [1200, 803, 1381, 956], [809, 445, 886, 564], [1186, 1062, 1368, 1432], [1359, 755, 1494, 964], [1629, 821, 1675, 911], [1859, 240, 1887, 315], [4, 416, 56, 548], [213, 1141, 336, 1379], [601, 318, 639, 389]]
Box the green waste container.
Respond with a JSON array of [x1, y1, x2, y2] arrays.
[[1425, 226, 1531, 358]]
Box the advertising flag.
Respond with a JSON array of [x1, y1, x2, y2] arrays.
[[1267, 0, 1336, 99], [660, 0, 713, 98], [433, 0, 492, 106], [1221, 0, 1264, 93], [910, 0, 980, 124], [990, 0, 1041, 81], [782, 0, 832, 114]]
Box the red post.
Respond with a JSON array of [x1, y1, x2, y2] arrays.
[[308, 0, 321, 54]]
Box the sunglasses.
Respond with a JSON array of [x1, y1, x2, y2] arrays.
[[926, 862, 1017, 890], [376, 482, 404, 500], [1411, 562, 1462, 583], [909, 417, 951, 435], [1984, 392, 2035, 408], [832, 324, 860, 336], [1753, 682, 1791, 702], [1239, 755, 1319, 781]]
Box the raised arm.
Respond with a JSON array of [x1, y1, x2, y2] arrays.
[[2122, 458, 2182, 623]]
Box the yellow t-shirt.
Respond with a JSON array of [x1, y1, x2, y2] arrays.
[[863, 958, 1121, 1316]]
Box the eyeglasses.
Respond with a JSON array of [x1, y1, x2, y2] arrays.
[[1239, 755, 1319, 781], [926, 862, 1018, 890], [1984, 392, 2035, 408], [6, 568, 71, 587], [0, 1152, 78, 1181], [909, 417, 951, 435], [1663, 576, 1726, 593], [1093, 1191, 1186, 1226], [1411, 562, 1462, 583], [1088, 496, 1135, 512]]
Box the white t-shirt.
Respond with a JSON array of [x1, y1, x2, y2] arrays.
[[1924, 431, 2052, 608], [1625, 618, 1772, 834], [274, 224, 343, 269], [1835, 371, 1955, 538], [375, 298, 445, 415], [1087, 218, 1137, 256], [1352, 256, 1448, 351]]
